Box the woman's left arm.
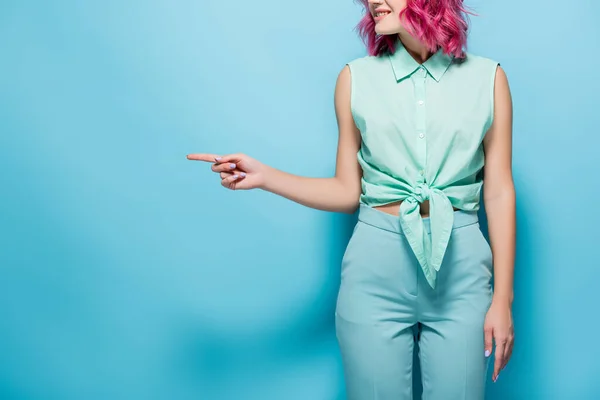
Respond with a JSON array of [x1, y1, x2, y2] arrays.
[[482, 64, 516, 384]]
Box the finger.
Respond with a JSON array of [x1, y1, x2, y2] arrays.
[[503, 336, 514, 369], [221, 173, 242, 189], [215, 153, 244, 164], [212, 162, 239, 173], [186, 153, 222, 162], [220, 171, 246, 180], [484, 325, 493, 359], [493, 339, 506, 382]]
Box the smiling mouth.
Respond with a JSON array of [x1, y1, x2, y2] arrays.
[[375, 11, 391, 17]]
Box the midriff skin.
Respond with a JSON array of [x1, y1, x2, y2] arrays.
[[373, 200, 460, 217]]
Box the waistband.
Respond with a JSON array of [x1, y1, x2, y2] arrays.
[[357, 203, 479, 235]]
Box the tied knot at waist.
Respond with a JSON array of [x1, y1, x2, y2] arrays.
[[407, 182, 434, 204], [398, 182, 454, 290]]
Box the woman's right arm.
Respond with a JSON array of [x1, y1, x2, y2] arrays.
[[187, 65, 362, 214]]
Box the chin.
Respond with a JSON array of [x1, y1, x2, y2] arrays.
[[374, 25, 388, 35], [374, 23, 401, 36]]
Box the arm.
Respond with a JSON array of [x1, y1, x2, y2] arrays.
[[483, 65, 516, 305], [482, 65, 516, 383], [259, 65, 363, 214]]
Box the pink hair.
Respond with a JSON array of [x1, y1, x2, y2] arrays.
[[355, 0, 474, 59]]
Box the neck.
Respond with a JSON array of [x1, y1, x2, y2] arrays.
[[397, 33, 432, 64]]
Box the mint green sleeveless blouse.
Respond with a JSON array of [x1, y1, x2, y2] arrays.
[[346, 36, 499, 289]]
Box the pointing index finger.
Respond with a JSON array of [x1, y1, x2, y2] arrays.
[[186, 153, 222, 162]]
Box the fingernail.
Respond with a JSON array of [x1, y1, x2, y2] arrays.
[[229, 163, 236, 169], [485, 350, 491, 357], [494, 374, 499, 382], [215, 157, 222, 161], [240, 172, 246, 177], [233, 174, 239, 179]]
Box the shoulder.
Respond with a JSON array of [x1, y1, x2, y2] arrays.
[[451, 52, 506, 90], [341, 54, 390, 87], [463, 53, 509, 88]]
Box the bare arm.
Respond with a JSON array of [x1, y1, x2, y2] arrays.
[[482, 65, 516, 383], [258, 65, 363, 214], [483, 65, 516, 305]]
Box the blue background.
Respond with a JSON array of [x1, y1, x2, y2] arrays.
[[1, 0, 599, 399]]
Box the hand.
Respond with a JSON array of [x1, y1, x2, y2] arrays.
[[483, 298, 514, 383], [186, 152, 267, 190]]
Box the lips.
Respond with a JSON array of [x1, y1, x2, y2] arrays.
[[374, 9, 392, 16], [373, 9, 392, 20]]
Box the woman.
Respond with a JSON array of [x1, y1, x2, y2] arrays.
[[187, 0, 515, 398]]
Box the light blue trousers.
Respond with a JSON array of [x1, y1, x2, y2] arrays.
[[335, 204, 494, 400]]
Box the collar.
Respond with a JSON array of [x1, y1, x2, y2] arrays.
[[387, 36, 454, 83]]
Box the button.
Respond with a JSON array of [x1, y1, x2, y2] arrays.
[[418, 100, 424, 105], [419, 132, 425, 139], [419, 169, 425, 175]]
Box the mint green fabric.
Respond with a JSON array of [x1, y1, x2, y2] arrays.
[[346, 36, 499, 289]]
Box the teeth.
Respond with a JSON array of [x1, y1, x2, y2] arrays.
[[376, 12, 390, 17]]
